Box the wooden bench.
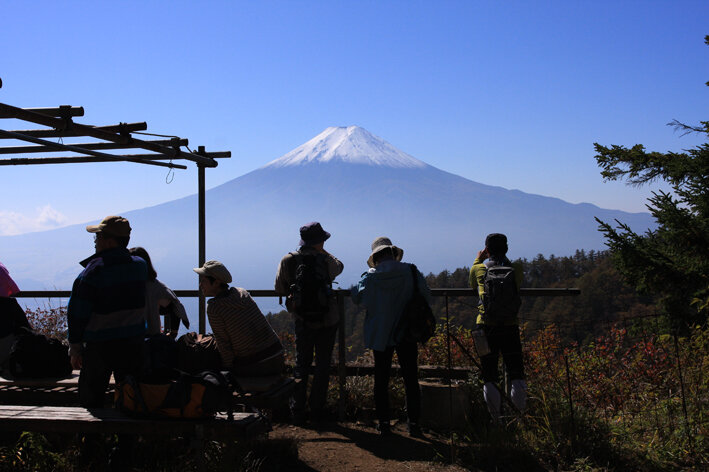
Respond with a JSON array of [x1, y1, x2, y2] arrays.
[[0, 405, 269, 438], [0, 371, 112, 406], [0, 371, 295, 414]]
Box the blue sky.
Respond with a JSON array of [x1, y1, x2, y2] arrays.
[[1, 0, 707, 235]]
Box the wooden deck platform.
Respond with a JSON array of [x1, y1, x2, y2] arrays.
[[0, 405, 269, 437], [0, 371, 295, 413]]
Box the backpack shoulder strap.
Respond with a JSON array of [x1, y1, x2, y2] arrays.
[[409, 264, 420, 294], [287, 252, 303, 280]]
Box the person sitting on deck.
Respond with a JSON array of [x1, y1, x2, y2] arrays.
[[194, 260, 284, 377], [0, 261, 31, 370], [129, 246, 189, 338]]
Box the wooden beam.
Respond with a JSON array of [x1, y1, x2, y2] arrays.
[[0, 138, 187, 155], [0, 103, 217, 167], [1, 122, 148, 139], [0, 106, 84, 119], [0, 129, 185, 169], [0, 155, 187, 168]]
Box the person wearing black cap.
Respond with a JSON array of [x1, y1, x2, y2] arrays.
[[275, 222, 343, 423], [469, 233, 526, 424], [67, 215, 148, 408]]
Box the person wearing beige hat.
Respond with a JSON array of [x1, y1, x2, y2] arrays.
[[67, 215, 148, 408], [194, 260, 284, 376], [351, 236, 431, 437]]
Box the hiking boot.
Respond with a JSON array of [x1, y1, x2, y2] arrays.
[[376, 422, 392, 436]]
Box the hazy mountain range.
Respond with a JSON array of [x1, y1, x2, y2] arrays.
[[1, 126, 655, 318]]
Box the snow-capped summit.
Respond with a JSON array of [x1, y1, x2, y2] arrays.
[[262, 126, 429, 169]]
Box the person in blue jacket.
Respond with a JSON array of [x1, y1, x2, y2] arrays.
[[67, 215, 147, 407], [351, 237, 431, 437]]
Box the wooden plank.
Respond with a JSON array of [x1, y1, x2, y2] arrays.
[[0, 371, 115, 387], [0, 406, 269, 437]]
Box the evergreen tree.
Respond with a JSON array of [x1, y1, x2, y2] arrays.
[[593, 36, 709, 329]]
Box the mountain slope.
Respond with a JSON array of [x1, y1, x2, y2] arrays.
[[0, 126, 655, 313]]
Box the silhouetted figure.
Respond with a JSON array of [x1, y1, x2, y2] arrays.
[[469, 233, 526, 423], [275, 222, 343, 424], [129, 247, 189, 338], [351, 237, 431, 437], [195, 260, 284, 376], [0, 262, 31, 370], [68, 215, 147, 407]]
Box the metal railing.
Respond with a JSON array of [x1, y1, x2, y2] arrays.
[[15, 287, 579, 419]]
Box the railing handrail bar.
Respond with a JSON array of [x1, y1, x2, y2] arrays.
[[14, 287, 580, 299]]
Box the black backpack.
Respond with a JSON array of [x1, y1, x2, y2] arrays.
[[143, 334, 178, 381], [396, 264, 436, 344], [288, 252, 332, 322], [482, 263, 522, 321], [8, 328, 73, 378], [175, 332, 223, 375]]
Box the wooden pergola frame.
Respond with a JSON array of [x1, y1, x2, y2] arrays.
[[0, 78, 229, 332]]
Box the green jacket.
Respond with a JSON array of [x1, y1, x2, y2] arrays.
[[469, 255, 523, 326]]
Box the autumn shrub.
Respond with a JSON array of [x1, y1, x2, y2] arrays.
[[24, 306, 68, 341], [522, 322, 709, 470]]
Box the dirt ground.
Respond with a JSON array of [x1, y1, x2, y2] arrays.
[[270, 421, 473, 472]]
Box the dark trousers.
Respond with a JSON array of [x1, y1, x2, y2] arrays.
[[293, 324, 338, 416], [79, 337, 145, 408], [373, 341, 420, 424], [478, 324, 525, 383]]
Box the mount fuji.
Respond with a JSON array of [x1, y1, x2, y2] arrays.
[[1, 125, 654, 317]]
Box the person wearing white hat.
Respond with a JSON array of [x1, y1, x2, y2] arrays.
[[351, 236, 431, 437]]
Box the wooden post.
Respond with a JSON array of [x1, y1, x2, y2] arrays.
[[198, 152, 206, 334], [337, 292, 347, 421]]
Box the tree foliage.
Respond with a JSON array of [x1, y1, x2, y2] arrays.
[[593, 36, 709, 330]]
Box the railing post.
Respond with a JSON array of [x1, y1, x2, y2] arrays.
[[445, 292, 455, 462], [673, 332, 693, 448], [563, 353, 576, 450], [337, 291, 347, 421]]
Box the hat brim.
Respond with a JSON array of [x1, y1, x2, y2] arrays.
[[193, 266, 232, 284], [299, 230, 331, 247], [367, 245, 403, 268], [86, 224, 103, 233]]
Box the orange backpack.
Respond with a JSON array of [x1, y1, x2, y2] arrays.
[[115, 371, 232, 419]]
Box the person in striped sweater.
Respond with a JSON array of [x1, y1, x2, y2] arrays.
[[194, 260, 284, 377]]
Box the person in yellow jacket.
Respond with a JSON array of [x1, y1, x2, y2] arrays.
[[469, 233, 526, 423]]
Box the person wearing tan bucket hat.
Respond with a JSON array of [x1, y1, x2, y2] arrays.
[[194, 260, 284, 377], [366, 237, 403, 269], [67, 215, 148, 408], [352, 236, 431, 437]]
